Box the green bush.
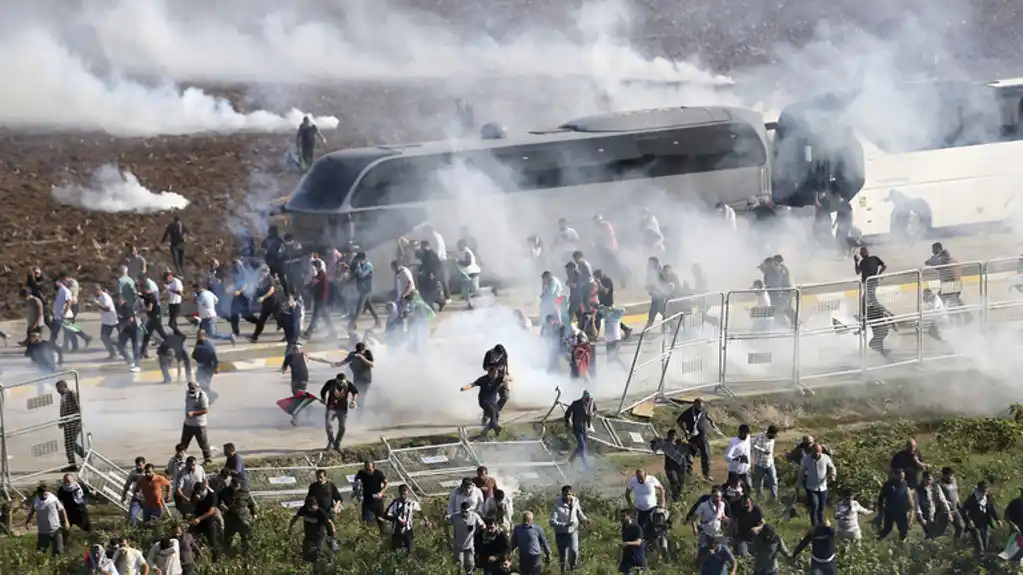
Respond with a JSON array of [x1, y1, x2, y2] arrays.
[[4, 410, 1023, 574]]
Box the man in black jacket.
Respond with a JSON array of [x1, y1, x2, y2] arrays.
[[564, 390, 596, 469], [416, 240, 445, 307], [676, 399, 719, 482], [890, 438, 928, 488], [191, 330, 220, 405], [461, 367, 504, 438], [336, 342, 375, 415], [115, 293, 142, 373], [161, 215, 189, 273], [157, 332, 192, 383], [962, 481, 1001, 557], [877, 468, 913, 541], [320, 374, 359, 452], [306, 468, 344, 520], [652, 429, 688, 502], [478, 517, 511, 574], [247, 266, 279, 343]]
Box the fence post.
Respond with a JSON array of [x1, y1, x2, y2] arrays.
[[0, 382, 8, 492], [654, 312, 687, 402], [792, 289, 808, 394], [616, 328, 649, 415], [914, 270, 924, 368]]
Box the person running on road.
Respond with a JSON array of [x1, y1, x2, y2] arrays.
[[320, 374, 358, 452], [461, 366, 505, 438]]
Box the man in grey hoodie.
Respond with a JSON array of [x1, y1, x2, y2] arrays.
[[798, 444, 837, 527], [549, 485, 588, 574]]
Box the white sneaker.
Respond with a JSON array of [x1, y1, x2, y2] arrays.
[[129, 365, 141, 373]]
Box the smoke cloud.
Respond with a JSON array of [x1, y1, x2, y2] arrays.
[[51, 164, 190, 213], [76, 0, 729, 85], [0, 27, 340, 136]]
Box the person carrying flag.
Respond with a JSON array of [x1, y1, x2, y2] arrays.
[[279, 343, 334, 426]]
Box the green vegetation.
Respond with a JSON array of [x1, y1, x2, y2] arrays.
[[3, 383, 1023, 574]]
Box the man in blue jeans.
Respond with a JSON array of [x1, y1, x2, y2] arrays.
[[193, 281, 236, 345], [799, 444, 837, 527], [564, 390, 596, 468]]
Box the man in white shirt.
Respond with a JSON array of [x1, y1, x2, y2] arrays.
[[446, 478, 484, 518], [165, 271, 185, 335], [390, 260, 416, 316], [93, 285, 120, 360], [112, 536, 150, 575], [625, 468, 665, 530], [690, 488, 729, 549], [26, 484, 69, 556], [716, 202, 738, 233], [192, 282, 234, 343], [724, 424, 753, 493], [752, 425, 779, 501], [50, 277, 72, 347], [454, 239, 482, 310]]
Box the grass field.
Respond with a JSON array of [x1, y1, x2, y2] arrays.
[[2, 383, 1023, 574]]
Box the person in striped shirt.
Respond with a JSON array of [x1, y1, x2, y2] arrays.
[[384, 485, 420, 553]]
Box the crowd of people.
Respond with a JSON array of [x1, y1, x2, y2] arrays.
[[20, 385, 1023, 574]]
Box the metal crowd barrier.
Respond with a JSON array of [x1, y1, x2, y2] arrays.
[[0, 370, 86, 496], [615, 258, 1023, 414]]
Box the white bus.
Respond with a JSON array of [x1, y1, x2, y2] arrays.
[[281, 106, 819, 286], [774, 78, 1023, 240]]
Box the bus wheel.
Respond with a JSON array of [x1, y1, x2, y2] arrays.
[[893, 204, 931, 242]]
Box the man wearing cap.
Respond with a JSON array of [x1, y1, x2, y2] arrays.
[[563, 390, 597, 468], [320, 373, 359, 452]]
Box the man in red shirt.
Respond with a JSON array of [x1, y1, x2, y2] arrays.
[[303, 260, 337, 340]]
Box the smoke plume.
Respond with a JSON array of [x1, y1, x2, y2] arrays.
[[0, 27, 340, 136], [51, 164, 190, 213]]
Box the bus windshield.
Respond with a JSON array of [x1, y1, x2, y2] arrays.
[[771, 97, 865, 207], [285, 149, 397, 212]]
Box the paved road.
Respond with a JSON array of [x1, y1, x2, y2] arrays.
[[3, 230, 1023, 480]]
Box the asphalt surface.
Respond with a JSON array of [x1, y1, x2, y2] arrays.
[[3, 230, 1023, 480]]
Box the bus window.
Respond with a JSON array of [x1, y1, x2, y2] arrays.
[[350, 155, 455, 208], [287, 152, 391, 212], [638, 123, 767, 176]]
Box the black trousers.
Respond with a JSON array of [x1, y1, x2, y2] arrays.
[[878, 511, 910, 541], [100, 324, 117, 356], [664, 465, 685, 501], [62, 422, 84, 466], [390, 529, 414, 552], [170, 244, 186, 272], [689, 435, 711, 478], [180, 424, 212, 461], [189, 518, 222, 561], [249, 303, 278, 340], [168, 303, 183, 335], [142, 309, 167, 357]]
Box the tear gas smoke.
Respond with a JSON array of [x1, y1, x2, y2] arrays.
[[0, 28, 340, 137], [75, 0, 730, 86], [51, 164, 190, 213]]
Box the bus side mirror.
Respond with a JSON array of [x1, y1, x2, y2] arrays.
[[803, 145, 813, 163]]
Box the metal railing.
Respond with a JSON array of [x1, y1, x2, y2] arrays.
[[0, 370, 86, 495], [615, 258, 1023, 413]]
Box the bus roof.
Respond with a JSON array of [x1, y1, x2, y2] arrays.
[[315, 106, 762, 162]]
